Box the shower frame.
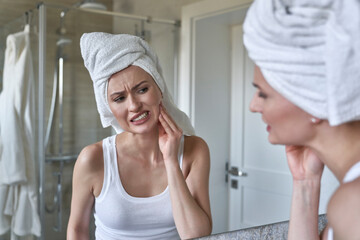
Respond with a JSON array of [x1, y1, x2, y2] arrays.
[[36, 3, 180, 239]]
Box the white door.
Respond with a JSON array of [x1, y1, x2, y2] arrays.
[[180, 1, 253, 234], [228, 25, 293, 230]]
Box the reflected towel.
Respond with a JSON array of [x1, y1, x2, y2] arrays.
[[243, 0, 360, 126], [80, 33, 195, 135]]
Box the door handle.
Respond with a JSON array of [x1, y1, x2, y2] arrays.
[[227, 166, 247, 177]]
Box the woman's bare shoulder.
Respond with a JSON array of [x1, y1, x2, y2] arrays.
[[327, 177, 360, 238], [75, 141, 104, 176], [184, 135, 209, 152], [184, 136, 210, 165]]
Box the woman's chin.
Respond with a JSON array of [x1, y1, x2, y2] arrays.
[[268, 135, 283, 145], [129, 123, 158, 135]]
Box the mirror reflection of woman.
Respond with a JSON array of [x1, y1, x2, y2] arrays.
[[67, 33, 212, 240], [243, 0, 360, 239]]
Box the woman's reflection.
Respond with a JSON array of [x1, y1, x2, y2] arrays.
[[67, 33, 212, 240], [244, 0, 360, 239]]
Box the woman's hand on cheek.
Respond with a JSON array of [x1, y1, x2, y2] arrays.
[[158, 104, 183, 164], [286, 145, 324, 182]]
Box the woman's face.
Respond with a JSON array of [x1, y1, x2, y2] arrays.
[[249, 66, 315, 145], [107, 65, 162, 134]]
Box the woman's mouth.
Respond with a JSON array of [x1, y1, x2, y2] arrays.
[[130, 111, 150, 125], [266, 125, 271, 132]]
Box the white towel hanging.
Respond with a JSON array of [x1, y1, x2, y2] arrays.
[[0, 23, 40, 237]]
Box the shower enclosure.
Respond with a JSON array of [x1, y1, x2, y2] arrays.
[[0, 2, 180, 240]]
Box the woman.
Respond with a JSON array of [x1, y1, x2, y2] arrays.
[[243, 0, 360, 239], [67, 33, 212, 240]]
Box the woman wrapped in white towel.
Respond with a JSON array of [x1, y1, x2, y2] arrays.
[[67, 33, 212, 240], [243, 0, 360, 239]]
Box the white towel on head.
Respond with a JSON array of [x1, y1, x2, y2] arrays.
[[243, 0, 360, 126], [80, 33, 195, 135]]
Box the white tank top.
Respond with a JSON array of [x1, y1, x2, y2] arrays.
[[327, 161, 360, 240], [94, 135, 183, 240]]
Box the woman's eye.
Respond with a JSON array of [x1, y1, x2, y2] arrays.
[[258, 91, 267, 98], [114, 96, 125, 102], [138, 87, 148, 94]]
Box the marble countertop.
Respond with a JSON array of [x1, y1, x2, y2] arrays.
[[195, 214, 327, 240]]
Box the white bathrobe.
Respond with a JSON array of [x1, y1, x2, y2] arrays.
[[0, 25, 40, 238]]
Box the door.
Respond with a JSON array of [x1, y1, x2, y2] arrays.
[[180, 1, 253, 234], [228, 25, 292, 230]]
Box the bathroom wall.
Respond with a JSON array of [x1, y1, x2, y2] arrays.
[[113, 0, 204, 101], [114, 0, 204, 19], [42, 3, 114, 240]]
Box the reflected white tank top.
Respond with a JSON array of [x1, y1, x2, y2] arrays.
[[94, 135, 183, 240], [327, 161, 360, 240]]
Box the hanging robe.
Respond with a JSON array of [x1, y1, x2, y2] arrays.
[[0, 24, 41, 238]]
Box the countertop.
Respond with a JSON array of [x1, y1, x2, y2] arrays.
[[195, 214, 327, 240]]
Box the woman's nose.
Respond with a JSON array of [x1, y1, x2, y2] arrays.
[[249, 93, 262, 113], [128, 94, 141, 112]]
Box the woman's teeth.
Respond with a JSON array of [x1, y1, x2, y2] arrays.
[[133, 112, 148, 121]]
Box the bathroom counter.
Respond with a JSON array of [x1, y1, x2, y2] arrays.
[[196, 214, 327, 240]]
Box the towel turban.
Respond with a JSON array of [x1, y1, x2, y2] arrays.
[[80, 33, 195, 135], [243, 0, 360, 126]]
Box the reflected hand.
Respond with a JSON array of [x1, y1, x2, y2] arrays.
[[158, 103, 183, 163], [286, 145, 324, 181]]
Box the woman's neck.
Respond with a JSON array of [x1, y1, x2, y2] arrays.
[[309, 121, 360, 182], [122, 127, 163, 165]]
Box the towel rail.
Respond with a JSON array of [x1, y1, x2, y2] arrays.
[[45, 154, 78, 162]]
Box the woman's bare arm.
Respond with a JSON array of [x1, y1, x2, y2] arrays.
[[167, 136, 212, 239], [286, 146, 324, 240], [158, 106, 212, 239], [67, 143, 103, 240], [289, 178, 322, 240]]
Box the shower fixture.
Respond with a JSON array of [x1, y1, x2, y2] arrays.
[[44, 9, 74, 233], [75, 0, 107, 11], [135, 20, 151, 42]]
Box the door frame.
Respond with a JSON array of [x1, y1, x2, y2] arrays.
[[179, 0, 253, 233]]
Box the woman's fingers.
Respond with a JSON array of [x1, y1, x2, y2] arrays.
[[160, 104, 181, 133], [159, 113, 173, 134], [285, 145, 324, 181]]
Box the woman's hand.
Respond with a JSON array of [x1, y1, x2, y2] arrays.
[[286, 145, 324, 181], [158, 106, 212, 238], [287, 145, 324, 240], [158, 103, 183, 163]]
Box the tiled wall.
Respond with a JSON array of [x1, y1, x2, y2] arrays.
[[42, 4, 113, 240]]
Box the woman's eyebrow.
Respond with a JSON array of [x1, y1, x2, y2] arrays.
[[132, 80, 148, 90], [110, 80, 148, 97]]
